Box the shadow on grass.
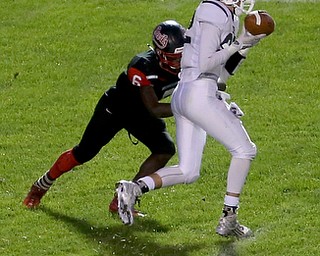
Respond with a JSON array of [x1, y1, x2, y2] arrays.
[[215, 239, 238, 256], [40, 206, 203, 256]]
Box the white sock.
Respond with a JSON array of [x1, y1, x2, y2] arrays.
[[138, 176, 155, 191], [224, 195, 239, 207]]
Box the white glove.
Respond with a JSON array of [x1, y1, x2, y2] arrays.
[[238, 47, 250, 57], [227, 26, 266, 55], [237, 26, 266, 49], [227, 39, 243, 55]]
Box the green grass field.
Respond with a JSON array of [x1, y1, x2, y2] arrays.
[[1, 0, 319, 255]]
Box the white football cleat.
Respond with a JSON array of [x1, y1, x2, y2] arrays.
[[216, 214, 253, 238], [116, 180, 142, 225]]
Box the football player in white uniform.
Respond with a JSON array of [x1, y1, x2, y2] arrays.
[[116, 0, 266, 238]]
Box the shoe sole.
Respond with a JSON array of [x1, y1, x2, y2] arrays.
[[116, 183, 134, 225]]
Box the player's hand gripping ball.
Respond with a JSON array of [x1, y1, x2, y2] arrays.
[[244, 10, 275, 36]]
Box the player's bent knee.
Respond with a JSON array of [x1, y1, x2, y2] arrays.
[[232, 142, 257, 160], [167, 141, 176, 156], [184, 174, 200, 184], [248, 143, 257, 159]]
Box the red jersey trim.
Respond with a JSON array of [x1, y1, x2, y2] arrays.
[[127, 67, 151, 87]]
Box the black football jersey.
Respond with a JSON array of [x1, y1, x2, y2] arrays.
[[116, 50, 179, 98]]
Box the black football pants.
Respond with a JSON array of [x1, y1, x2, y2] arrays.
[[72, 93, 175, 164]]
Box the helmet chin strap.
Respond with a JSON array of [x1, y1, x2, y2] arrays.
[[159, 62, 180, 75]]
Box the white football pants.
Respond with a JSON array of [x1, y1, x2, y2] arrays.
[[154, 78, 257, 194]]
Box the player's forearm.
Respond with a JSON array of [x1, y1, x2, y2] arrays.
[[199, 23, 236, 73], [148, 103, 173, 118]]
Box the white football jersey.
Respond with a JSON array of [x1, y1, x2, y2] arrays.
[[138, 2, 257, 211], [181, 1, 239, 82]]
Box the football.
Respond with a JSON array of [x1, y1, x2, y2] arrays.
[[244, 10, 275, 36]]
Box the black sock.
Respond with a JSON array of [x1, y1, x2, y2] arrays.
[[136, 180, 149, 194], [223, 205, 238, 217]]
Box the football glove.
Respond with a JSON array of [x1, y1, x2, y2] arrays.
[[227, 26, 265, 54], [237, 26, 266, 49]]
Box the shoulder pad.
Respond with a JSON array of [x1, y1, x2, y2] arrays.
[[128, 51, 155, 74], [197, 1, 230, 27]]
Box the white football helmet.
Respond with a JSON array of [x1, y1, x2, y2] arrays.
[[220, 0, 255, 15]]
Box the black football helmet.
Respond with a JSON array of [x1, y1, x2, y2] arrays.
[[152, 20, 186, 75]]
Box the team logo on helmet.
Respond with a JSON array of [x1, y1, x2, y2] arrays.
[[153, 26, 168, 49]]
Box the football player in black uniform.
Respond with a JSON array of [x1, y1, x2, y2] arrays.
[[23, 20, 186, 215]]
